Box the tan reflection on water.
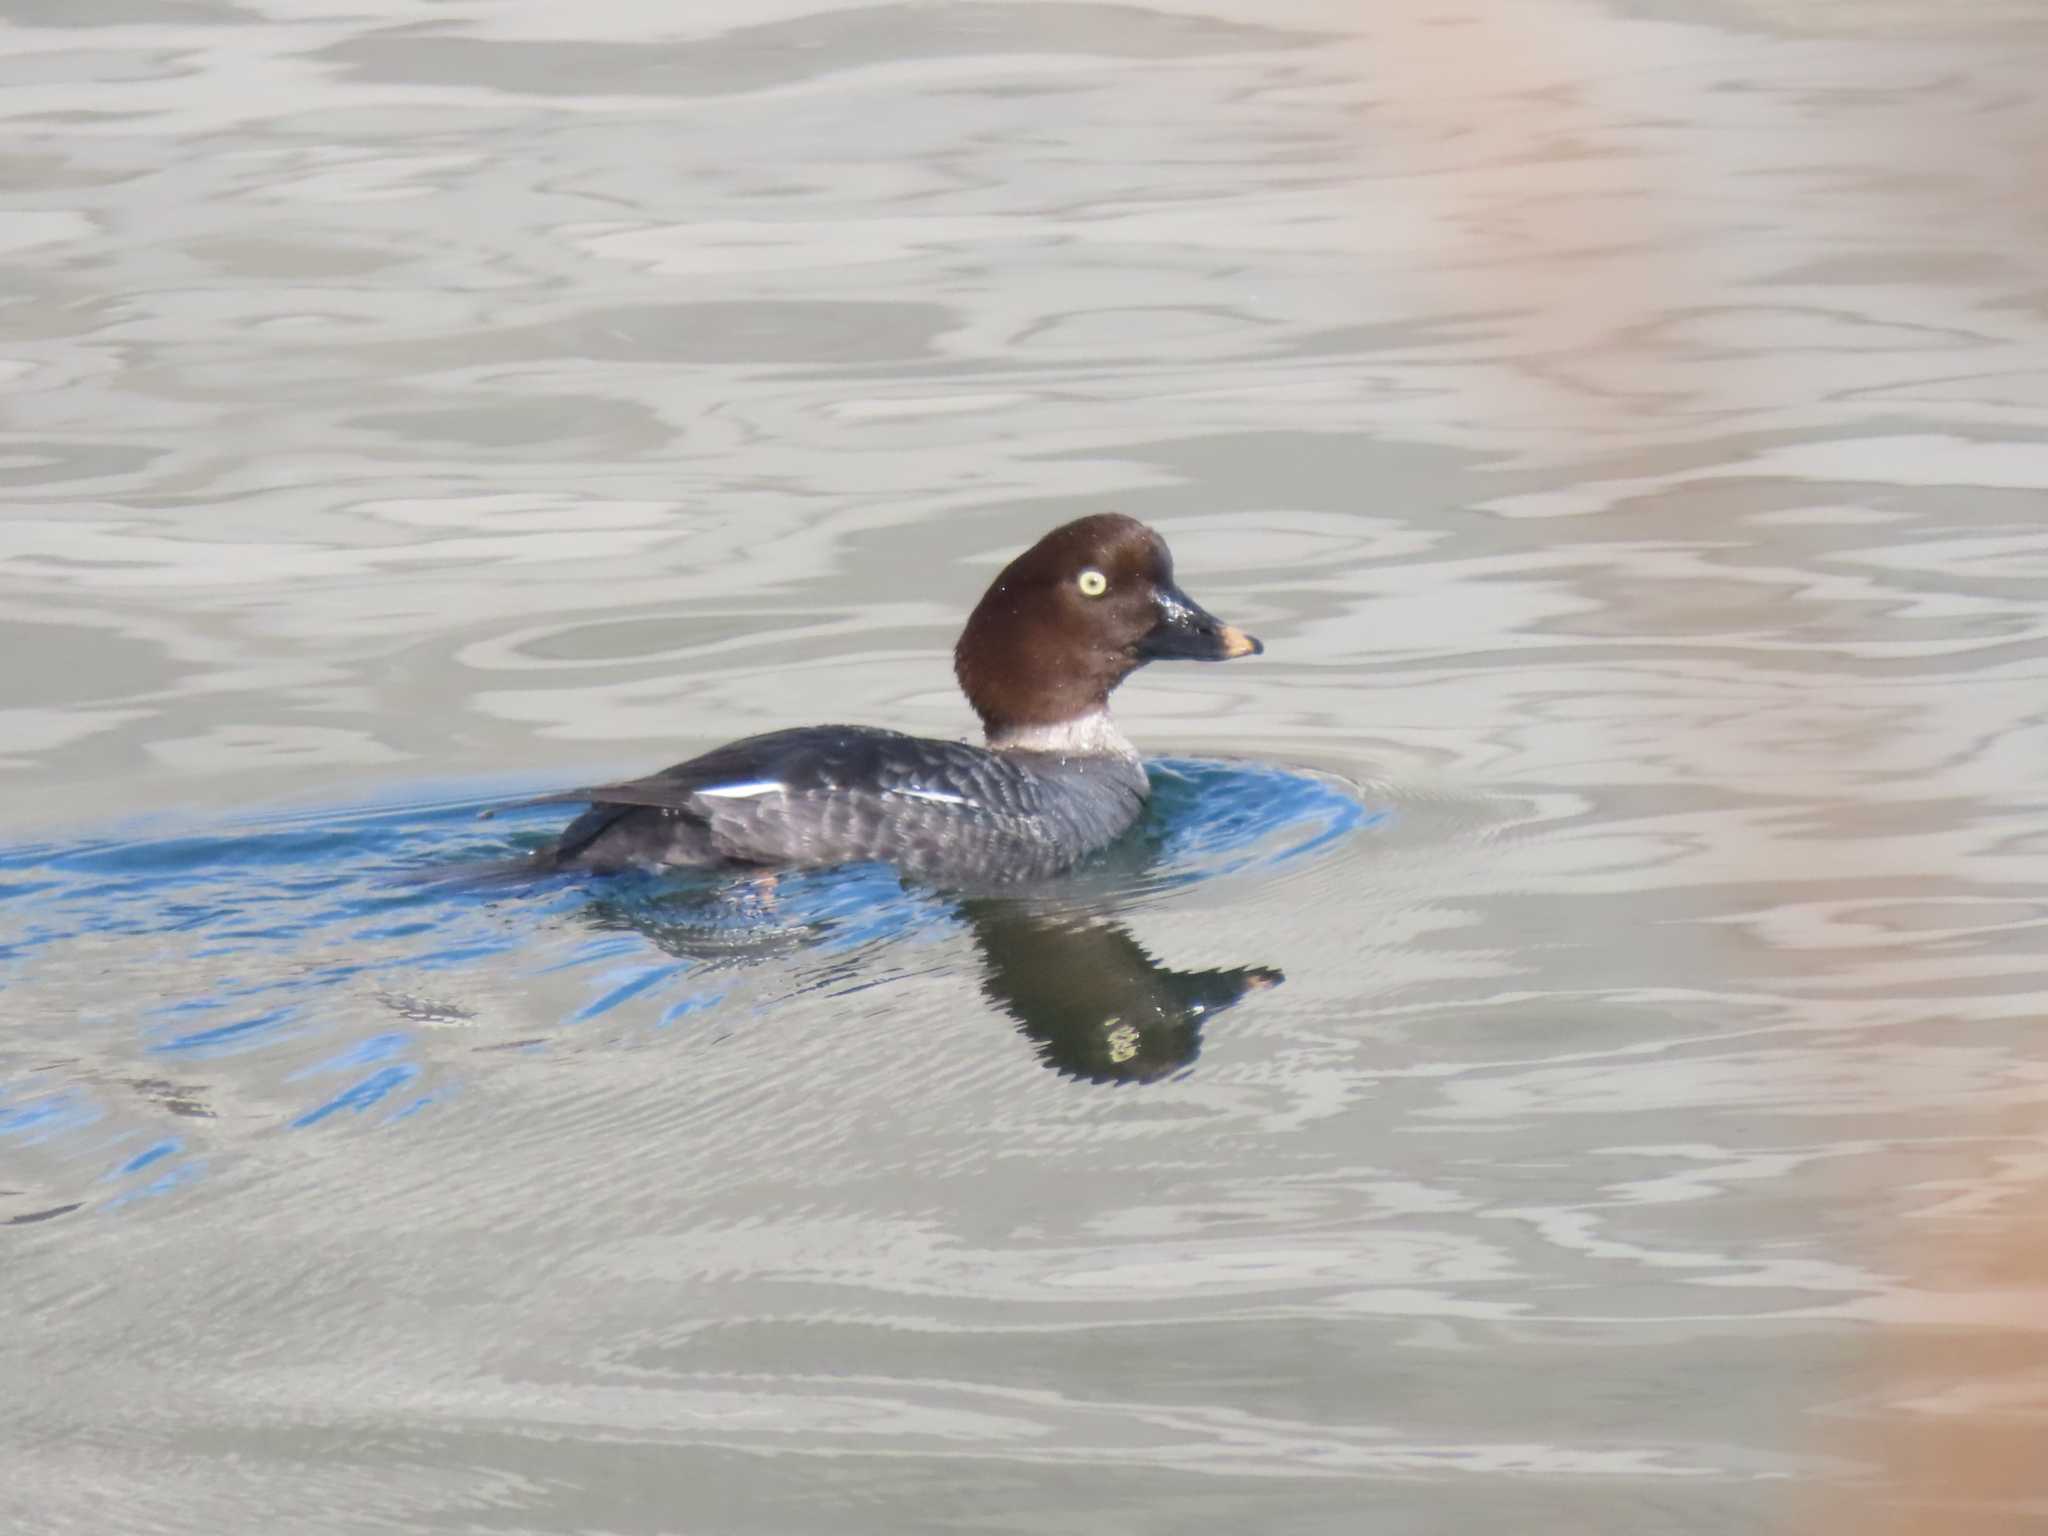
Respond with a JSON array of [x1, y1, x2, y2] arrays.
[[1842, 1110, 2048, 1534], [1361, 2, 2048, 1528]]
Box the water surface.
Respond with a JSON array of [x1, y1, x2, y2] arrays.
[[5, 1, 2048, 1532]]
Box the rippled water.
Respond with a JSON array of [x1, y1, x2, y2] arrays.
[[2, 760, 1368, 1137], [5, 1, 2048, 1531]]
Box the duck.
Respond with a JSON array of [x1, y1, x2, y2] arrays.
[[530, 513, 1261, 885]]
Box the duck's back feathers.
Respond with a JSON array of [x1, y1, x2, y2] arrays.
[[535, 725, 1149, 884]]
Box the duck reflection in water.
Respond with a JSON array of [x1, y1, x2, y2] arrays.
[[960, 897, 1279, 1082], [575, 880, 1280, 1085]]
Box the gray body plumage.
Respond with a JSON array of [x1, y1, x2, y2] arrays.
[[539, 725, 1150, 885]]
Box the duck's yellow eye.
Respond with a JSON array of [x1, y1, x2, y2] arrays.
[[1077, 568, 1108, 597]]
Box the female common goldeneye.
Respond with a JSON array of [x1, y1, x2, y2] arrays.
[[531, 513, 1261, 884]]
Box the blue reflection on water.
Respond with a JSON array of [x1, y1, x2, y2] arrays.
[[0, 760, 1376, 1208], [1144, 760, 1379, 885], [114, 1139, 182, 1176], [0, 1088, 103, 1145], [293, 1064, 423, 1129], [150, 1005, 307, 1060]]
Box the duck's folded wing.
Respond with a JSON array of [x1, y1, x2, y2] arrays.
[[502, 778, 714, 813], [492, 727, 869, 816]]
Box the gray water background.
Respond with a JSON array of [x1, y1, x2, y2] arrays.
[[5, 1, 2048, 1531]]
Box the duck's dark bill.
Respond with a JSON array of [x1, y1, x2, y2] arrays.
[[1137, 583, 1263, 662]]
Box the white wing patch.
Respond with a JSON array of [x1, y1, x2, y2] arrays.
[[695, 780, 976, 808], [695, 779, 786, 800], [896, 787, 974, 808]]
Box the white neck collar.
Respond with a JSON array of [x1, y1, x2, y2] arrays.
[[986, 709, 1138, 760]]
